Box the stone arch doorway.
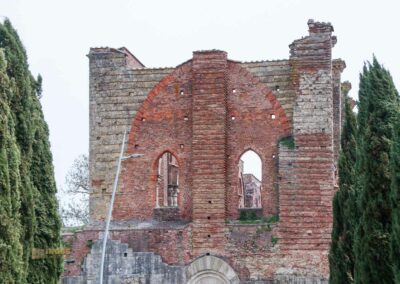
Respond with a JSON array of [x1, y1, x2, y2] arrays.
[[187, 271, 229, 284], [186, 255, 240, 284]]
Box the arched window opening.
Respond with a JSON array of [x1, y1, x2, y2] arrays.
[[156, 152, 179, 207], [238, 150, 262, 209]]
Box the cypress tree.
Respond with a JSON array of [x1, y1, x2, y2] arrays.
[[391, 117, 400, 283], [0, 48, 24, 284], [0, 19, 62, 283], [27, 99, 63, 283], [329, 91, 357, 284], [353, 57, 399, 284], [0, 20, 36, 278]]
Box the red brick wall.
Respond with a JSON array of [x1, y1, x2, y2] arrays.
[[190, 50, 229, 256], [278, 134, 334, 251], [63, 230, 100, 276], [226, 61, 290, 219], [76, 20, 344, 281], [113, 62, 193, 221], [113, 52, 290, 227]]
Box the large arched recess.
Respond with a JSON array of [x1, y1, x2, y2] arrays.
[[113, 58, 291, 221], [226, 61, 291, 219], [113, 61, 193, 221]]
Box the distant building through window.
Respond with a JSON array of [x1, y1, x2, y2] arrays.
[[156, 152, 179, 207], [238, 150, 262, 208]]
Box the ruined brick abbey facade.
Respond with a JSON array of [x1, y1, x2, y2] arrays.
[[63, 20, 348, 283]]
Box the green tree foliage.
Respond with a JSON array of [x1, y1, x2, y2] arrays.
[[0, 19, 36, 278], [353, 57, 399, 284], [391, 117, 400, 283], [0, 48, 24, 284], [329, 92, 357, 284], [0, 19, 62, 283]]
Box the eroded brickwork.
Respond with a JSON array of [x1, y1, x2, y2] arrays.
[[281, 20, 336, 253], [63, 20, 347, 283], [88, 48, 173, 220]]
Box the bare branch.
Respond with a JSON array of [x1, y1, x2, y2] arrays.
[[60, 200, 89, 226], [65, 154, 89, 194], [60, 154, 90, 227]]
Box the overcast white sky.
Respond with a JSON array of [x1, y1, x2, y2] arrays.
[[1, 0, 399, 191]]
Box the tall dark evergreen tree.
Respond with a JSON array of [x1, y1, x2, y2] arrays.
[[353, 57, 399, 284], [0, 48, 24, 284], [0, 19, 37, 278], [0, 19, 62, 283], [390, 117, 400, 283], [27, 100, 63, 283], [329, 91, 357, 284]]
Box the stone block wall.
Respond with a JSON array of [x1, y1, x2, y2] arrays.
[[63, 238, 186, 284], [64, 19, 348, 283], [280, 19, 336, 253]]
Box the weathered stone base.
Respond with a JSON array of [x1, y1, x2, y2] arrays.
[[62, 220, 329, 283], [62, 237, 328, 284], [63, 239, 186, 284]]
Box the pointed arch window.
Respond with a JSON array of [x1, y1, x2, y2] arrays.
[[156, 152, 179, 207], [238, 150, 262, 208]]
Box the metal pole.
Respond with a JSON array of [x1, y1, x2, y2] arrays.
[[99, 130, 127, 284]]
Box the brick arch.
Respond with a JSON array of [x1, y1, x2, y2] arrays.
[[226, 62, 291, 219], [151, 149, 182, 172], [228, 61, 291, 134], [119, 57, 291, 222], [186, 255, 240, 284], [127, 60, 291, 147], [127, 61, 192, 147], [116, 61, 193, 221], [236, 147, 263, 166]]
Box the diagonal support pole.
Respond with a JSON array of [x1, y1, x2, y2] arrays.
[[99, 130, 127, 284]]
